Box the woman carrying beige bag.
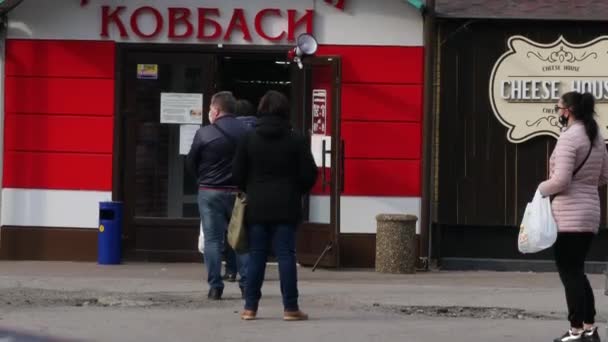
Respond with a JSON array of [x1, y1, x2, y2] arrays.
[[232, 91, 318, 321]]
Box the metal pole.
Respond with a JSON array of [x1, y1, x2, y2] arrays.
[[419, 0, 436, 269], [0, 16, 6, 232]]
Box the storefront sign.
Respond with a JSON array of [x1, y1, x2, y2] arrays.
[[84, 4, 313, 42], [160, 93, 203, 125], [490, 35, 608, 143]]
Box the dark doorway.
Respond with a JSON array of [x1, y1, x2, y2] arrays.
[[217, 54, 291, 108], [117, 46, 291, 260]]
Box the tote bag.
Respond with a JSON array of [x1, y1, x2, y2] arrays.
[[198, 221, 205, 254], [227, 193, 248, 254], [518, 189, 557, 254]]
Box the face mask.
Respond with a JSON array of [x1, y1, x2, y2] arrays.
[[559, 114, 568, 127]]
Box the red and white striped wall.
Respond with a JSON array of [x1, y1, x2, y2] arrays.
[[2, 0, 423, 235], [312, 44, 423, 233], [2, 39, 114, 228]]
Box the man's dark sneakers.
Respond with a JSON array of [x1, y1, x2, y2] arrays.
[[583, 327, 601, 342], [222, 273, 237, 283], [208, 288, 223, 300], [554, 329, 583, 342]]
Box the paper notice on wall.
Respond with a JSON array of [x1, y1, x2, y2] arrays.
[[179, 125, 200, 155], [161, 93, 203, 124], [311, 135, 331, 168]]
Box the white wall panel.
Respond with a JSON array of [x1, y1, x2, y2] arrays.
[[314, 0, 423, 46], [1, 189, 112, 228], [340, 196, 421, 233]]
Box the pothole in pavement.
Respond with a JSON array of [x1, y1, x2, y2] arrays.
[[0, 288, 241, 309], [366, 304, 562, 320]]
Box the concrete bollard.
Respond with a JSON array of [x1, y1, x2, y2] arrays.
[[375, 214, 418, 274]]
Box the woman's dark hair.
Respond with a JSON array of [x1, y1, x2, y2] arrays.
[[257, 90, 289, 119], [561, 91, 598, 143], [235, 99, 255, 117]]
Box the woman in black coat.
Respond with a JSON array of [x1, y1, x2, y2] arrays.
[[232, 90, 318, 321]]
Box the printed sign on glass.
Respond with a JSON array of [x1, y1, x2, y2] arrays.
[[312, 89, 327, 135], [137, 64, 159, 80], [160, 93, 203, 125]]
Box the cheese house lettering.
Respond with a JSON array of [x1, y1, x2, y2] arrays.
[[501, 80, 608, 101], [100, 6, 314, 42]]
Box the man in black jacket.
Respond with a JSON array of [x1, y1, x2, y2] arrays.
[[187, 91, 249, 300]]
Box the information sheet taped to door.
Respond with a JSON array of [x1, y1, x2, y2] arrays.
[[160, 93, 203, 125], [179, 124, 200, 155]]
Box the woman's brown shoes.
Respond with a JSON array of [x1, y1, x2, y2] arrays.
[[241, 310, 309, 321], [283, 310, 309, 321], [240, 310, 257, 321]]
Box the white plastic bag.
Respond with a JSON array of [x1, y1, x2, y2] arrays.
[[518, 189, 558, 253], [198, 221, 205, 254]]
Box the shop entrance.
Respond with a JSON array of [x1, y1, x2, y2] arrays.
[[116, 45, 342, 266], [291, 57, 343, 268], [117, 46, 290, 260]]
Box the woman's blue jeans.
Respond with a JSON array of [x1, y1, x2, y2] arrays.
[[245, 223, 299, 312]]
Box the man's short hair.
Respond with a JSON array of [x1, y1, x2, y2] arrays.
[[211, 91, 237, 114]]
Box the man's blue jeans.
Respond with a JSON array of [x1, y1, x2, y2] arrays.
[[198, 189, 248, 290], [245, 223, 299, 312]]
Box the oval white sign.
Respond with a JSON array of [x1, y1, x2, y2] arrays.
[[490, 35, 608, 143]]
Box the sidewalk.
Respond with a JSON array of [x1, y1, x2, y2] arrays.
[[0, 261, 606, 341]]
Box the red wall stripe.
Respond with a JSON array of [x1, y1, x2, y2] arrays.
[[5, 77, 114, 115], [341, 84, 422, 122], [5, 114, 114, 154], [318, 45, 424, 84], [3, 151, 112, 190], [310, 168, 331, 195], [342, 122, 421, 160], [4, 39, 115, 191], [319, 45, 424, 197], [6, 40, 115, 78], [344, 159, 421, 196]]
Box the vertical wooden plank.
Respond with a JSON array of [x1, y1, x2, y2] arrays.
[[437, 21, 460, 224]]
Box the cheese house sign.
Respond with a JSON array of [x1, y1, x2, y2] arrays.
[[490, 35, 608, 143]]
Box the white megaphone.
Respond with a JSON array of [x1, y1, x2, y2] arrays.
[[291, 33, 318, 69]]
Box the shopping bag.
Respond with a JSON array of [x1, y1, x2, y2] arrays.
[[518, 189, 558, 254], [227, 193, 248, 254], [198, 220, 205, 254]]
